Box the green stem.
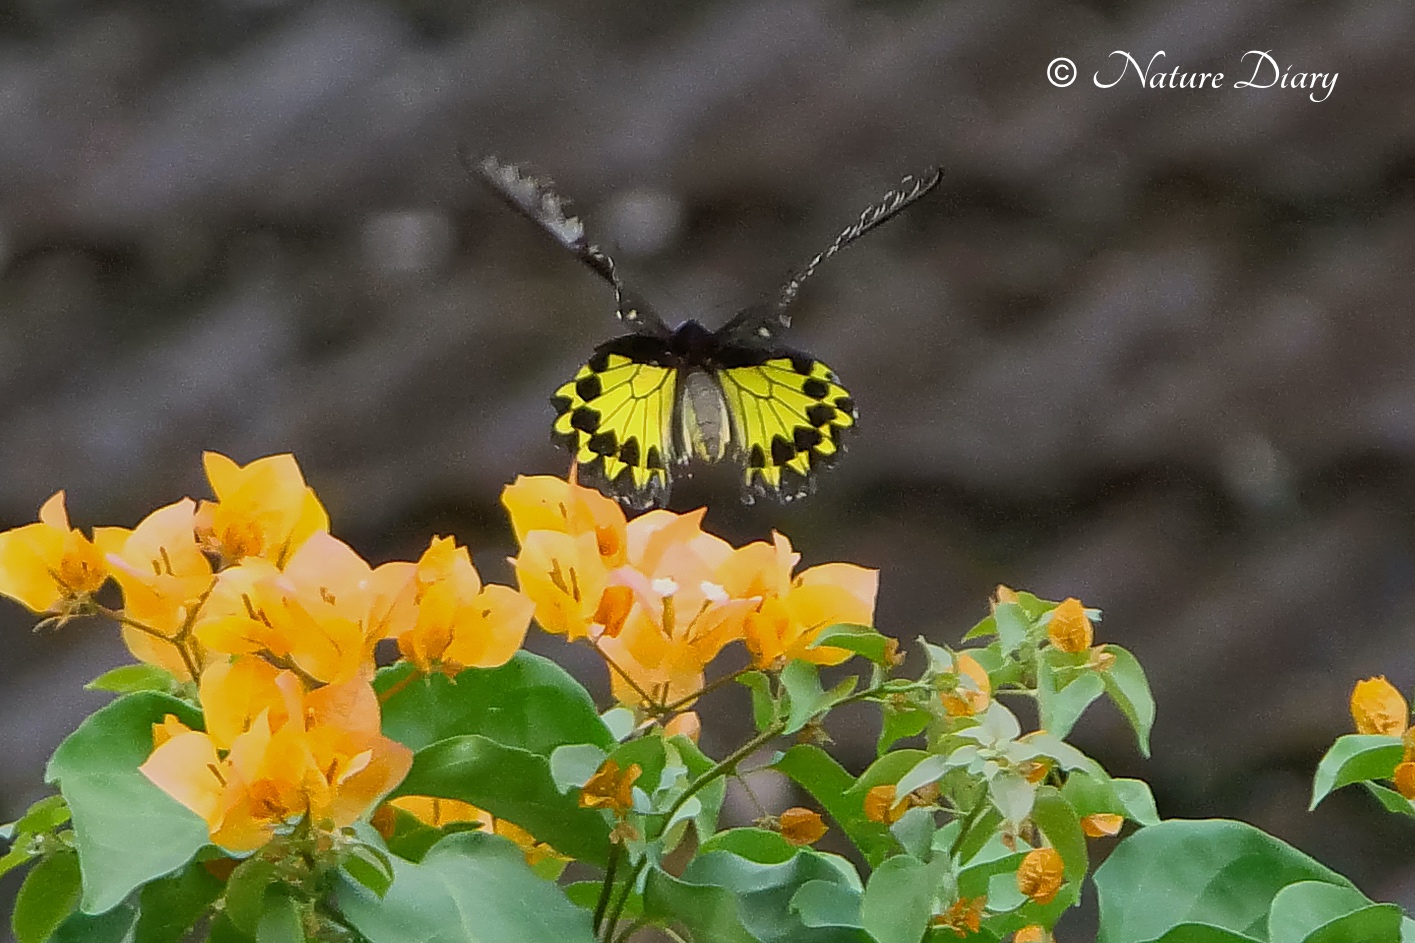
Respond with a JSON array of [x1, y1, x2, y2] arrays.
[[655, 665, 753, 716], [592, 842, 623, 933], [948, 794, 989, 860], [655, 720, 786, 838], [602, 858, 646, 943]]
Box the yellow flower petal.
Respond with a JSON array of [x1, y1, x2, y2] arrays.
[[1047, 598, 1092, 654], [1351, 676, 1408, 736]]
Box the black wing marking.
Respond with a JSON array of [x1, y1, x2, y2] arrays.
[[717, 167, 944, 347], [471, 154, 670, 338]]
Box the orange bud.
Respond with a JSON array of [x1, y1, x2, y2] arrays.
[[863, 784, 908, 824], [1013, 927, 1048, 943], [1080, 813, 1124, 838], [941, 651, 991, 717], [1351, 677, 1408, 736], [1047, 598, 1092, 654], [1016, 846, 1065, 904], [1394, 762, 1415, 800], [664, 712, 702, 743], [778, 807, 827, 846]]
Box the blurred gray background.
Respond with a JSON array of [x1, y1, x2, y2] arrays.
[[3, 0, 1415, 932]]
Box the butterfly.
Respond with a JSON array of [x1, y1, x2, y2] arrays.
[[475, 155, 942, 510]]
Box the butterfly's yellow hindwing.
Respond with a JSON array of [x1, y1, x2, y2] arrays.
[[717, 356, 857, 502], [552, 352, 676, 509]]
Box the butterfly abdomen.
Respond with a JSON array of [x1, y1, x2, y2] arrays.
[[677, 371, 732, 463]]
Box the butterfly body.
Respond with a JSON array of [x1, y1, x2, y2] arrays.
[[549, 318, 858, 509], [475, 155, 940, 510]]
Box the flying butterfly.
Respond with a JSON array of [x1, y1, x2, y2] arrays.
[[475, 155, 942, 510]]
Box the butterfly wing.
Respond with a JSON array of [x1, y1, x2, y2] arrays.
[[551, 337, 678, 510], [715, 352, 857, 503]]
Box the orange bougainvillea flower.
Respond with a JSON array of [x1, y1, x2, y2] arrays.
[[573, 508, 753, 708], [513, 528, 613, 642], [941, 651, 992, 717], [1047, 598, 1093, 654], [1080, 813, 1124, 838], [1351, 677, 1408, 736], [194, 452, 329, 567], [194, 532, 414, 684], [387, 797, 566, 867], [390, 795, 490, 829], [1016, 846, 1065, 905], [0, 492, 118, 616], [933, 896, 986, 937], [778, 807, 827, 846], [723, 532, 878, 669], [393, 536, 533, 675], [579, 759, 641, 814], [103, 499, 217, 680], [1013, 926, 1049, 943], [141, 673, 411, 853], [502, 475, 627, 568]]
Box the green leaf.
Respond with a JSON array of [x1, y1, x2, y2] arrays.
[[394, 734, 611, 865], [1031, 786, 1087, 894], [1097, 645, 1154, 757], [13, 849, 81, 943], [16, 794, 71, 835], [1036, 663, 1104, 742], [601, 707, 636, 741], [741, 670, 779, 732], [878, 702, 932, 755], [550, 744, 609, 792], [646, 849, 867, 943], [794, 879, 865, 929], [225, 858, 280, 935], [378, 806, 446, 863], [699, 828, 800, 864], [1145, 926, 1259, 942], [782, 661, 829, 734], [895, 754, 950, 799], [44, 692, 209, 914], [85, 664, 179, 695], [811, 623, 896, 666], [255, 892, 303, 943], [962, 614, 997, 642], [1061, 769, 1159, 827], [1268, 881, 1398, 943], [377, 652, 614, 754], [343, 843, 395, 898], [861, 855, 937, 943], [1362, 782, 1415, 818], [992, 603, 1030, 655], [1095, 819, 1359, 943], [1310, 735, 1403, 809], [773, 746, 901, 868], [50, 901, 140, 943], [1113, 778, 1161, 826], [338, 831, 597, 943], [135, 859, 224, 943]]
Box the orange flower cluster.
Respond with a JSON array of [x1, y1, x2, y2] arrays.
[[0, 452, 535, 853], [503, 475, 878, 713], [1349, 677, 1415, 799]]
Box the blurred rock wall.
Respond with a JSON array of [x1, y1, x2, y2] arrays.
[[2, 0, 1414, 926]]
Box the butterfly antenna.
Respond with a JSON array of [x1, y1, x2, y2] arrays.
[[773, 167, 944, 322], [471, 153, 663, 333]]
